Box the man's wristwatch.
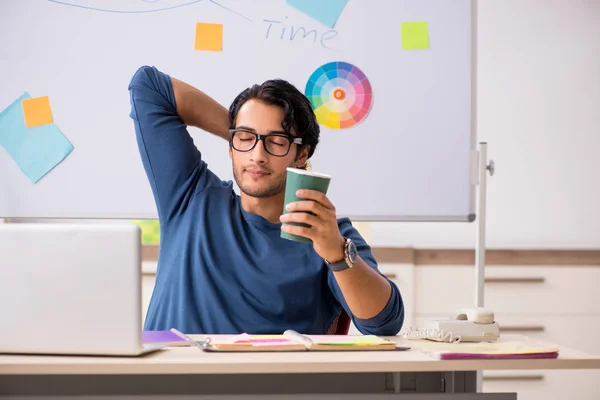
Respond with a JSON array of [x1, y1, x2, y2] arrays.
[[324, 237, 357, 272]]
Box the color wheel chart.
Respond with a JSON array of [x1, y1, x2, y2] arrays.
[[305, 62, 373, 130]]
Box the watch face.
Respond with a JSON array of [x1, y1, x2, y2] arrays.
[[347, 241, 358, 263]]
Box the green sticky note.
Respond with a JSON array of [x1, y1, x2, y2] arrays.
[[401, 21, 429, 50], [131, 219, 161, 244]]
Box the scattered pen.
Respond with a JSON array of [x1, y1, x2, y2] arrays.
[[170, 328, 207, 350]]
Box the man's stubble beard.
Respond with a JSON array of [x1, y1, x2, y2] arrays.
[[233, 161, 292, 198]]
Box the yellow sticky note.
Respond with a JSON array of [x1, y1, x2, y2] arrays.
[[401, 22, 429, 50], [195, 22, 223, 51], [22, 96, 54, 128]]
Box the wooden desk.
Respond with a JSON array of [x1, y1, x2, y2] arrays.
[[1, 335, 599, 399]]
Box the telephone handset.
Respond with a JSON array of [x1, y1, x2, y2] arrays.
[[401, 307, 500, 343], [453, 307, 496, 324]]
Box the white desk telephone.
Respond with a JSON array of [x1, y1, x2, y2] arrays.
[[401, 308, 500, 343]]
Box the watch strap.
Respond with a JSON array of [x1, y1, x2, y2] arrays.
[[325, 237, 354, 272], [326, 258, 352, 272]]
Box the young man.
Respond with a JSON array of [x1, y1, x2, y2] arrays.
[[128, 65, 404, 335]]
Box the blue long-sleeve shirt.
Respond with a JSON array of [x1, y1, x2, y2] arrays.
[[128, 65, 404, 335]]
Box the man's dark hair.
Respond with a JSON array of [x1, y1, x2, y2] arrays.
[[229, 79, 320, 161]]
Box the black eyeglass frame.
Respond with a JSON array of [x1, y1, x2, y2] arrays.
[[229, 128, 303, 157]]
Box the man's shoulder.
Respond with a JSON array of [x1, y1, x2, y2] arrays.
[[196, 176, 235, 194], [160, 179, 236, 224]]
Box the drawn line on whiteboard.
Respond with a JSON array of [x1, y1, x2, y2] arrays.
[[46, 0, 251, 20], [46, 0, 205, 13], [209, 0, 251, 21]]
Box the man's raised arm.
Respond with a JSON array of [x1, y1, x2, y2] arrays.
[[128, 66, 229, 221], [169, 76, 229, 141]]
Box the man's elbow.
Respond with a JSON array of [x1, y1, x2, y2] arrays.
[[362, 305, 405, 336], [354, 289, 406, 336], [386, 304, 405, 335], [128, 65, 157, 91]]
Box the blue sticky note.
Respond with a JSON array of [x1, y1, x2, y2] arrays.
[[286, 0, 349, 28], [0, 93, 73, 183]]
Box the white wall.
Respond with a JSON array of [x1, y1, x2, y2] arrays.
[[367, 0, 600, 249]]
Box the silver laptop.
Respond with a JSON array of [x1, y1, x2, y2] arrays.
[[0, 222, 167, 356]]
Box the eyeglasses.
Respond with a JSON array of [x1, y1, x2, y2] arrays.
[[229, 128, 303, 157]]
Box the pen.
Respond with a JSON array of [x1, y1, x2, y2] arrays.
[[170, 328, 207, 350]]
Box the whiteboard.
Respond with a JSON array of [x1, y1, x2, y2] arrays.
[[0, 0, 476, 221]]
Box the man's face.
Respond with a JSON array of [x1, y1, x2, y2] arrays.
[[230, 99, 308, 198]]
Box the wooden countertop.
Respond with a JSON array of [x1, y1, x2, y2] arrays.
[[2, 335, 599, 375]]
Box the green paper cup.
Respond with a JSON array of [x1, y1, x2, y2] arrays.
[[281, 167, 332, 243]]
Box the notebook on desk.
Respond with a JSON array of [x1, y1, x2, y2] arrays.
[[143, 330, 190, 347], [409, 336, 560, 360], [201, 330, 406, 352]]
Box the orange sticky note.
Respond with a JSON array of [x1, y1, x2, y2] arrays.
[[22, 96, 54, 128], [194, 22, 223, 51]]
